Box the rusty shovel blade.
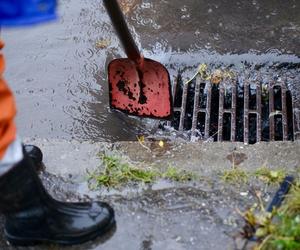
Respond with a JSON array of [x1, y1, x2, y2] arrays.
[[108, 58, 173, 120]]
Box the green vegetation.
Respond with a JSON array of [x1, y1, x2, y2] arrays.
[[254, 167, 286, 184], [281, 183, 300, 215], [240, 182, 300, 250], [221, 167, 248, 183], [258, 213, 300, 250], [221, 166, 287, 185], [87, 154, 197, 188], [88, 154, 158, 188], [162, 166, 196, 182], [184, 63, 235, 85]]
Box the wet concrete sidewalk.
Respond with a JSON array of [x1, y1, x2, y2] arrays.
[[0, 139, 298, 250], [1, 0, 299, 249]]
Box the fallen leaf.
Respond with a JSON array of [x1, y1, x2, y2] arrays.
[[95, 39, 111, 49], [211, 69, 223, 85], [270, 171, 279, 178], [198, 63, 211, 80], [119, 0, 138, 14], [137, 135, 145, 143]]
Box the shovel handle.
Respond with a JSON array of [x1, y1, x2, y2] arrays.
[[103, 0, 142, 64], [266, 175, 294, 212]]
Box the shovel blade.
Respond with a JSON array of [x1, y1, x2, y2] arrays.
[[107, 58, 173, 119]]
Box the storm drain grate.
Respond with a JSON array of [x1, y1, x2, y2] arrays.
[[165, 67, 299, 144]]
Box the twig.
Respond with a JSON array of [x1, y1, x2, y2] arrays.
[[136, 136, 151, 152]]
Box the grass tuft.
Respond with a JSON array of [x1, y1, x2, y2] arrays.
[[162, 166, 196, 182], [88, 154, 197, 188], [240, 182, 300, 250], [280, 184, 300, 217], [254, 167, 286, 184], [221, 167, 248, 183], [88, 154, 159, 188]]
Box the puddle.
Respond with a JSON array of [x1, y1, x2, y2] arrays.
[[0, 139, 298, 249], [2, 0, 299, 143], [1, 2, 299, 246], [0, 166, 288, 250]]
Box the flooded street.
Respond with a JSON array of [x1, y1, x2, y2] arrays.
[[1, 0, 300, 249], [2, 0, 300, 142]]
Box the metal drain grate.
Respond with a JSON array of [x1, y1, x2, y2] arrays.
[[165, 68, 299, 143]]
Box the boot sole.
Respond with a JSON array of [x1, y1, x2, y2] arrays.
[[5, 218, 116, 246]]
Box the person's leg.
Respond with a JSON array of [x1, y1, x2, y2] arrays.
[[0, 39, 19, 170], [0, 39, 115, 246], [0, 138, 23, 175], [0, 40, 42, 172], [0, 137, 43, 173]]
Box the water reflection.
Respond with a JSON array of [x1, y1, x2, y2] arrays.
[[128, 0, 300, 55], [3, 0, 300, 142]]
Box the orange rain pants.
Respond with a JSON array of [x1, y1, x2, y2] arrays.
[[0, 40, 17, 159]]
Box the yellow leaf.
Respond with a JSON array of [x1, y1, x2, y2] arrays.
[[270, 171, 279, 178], [137, 135, 145, 143], [223, 70, 235, 79], [211, 69, 223, 85], [158, 140, 164, 148], [255, 227, 268, 238], [198, 63, 211, 80], [244, 210, 256, 226], [95, 39, 111, 49]]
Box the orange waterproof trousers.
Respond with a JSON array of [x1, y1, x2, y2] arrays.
[[0, 40, 17, 159]]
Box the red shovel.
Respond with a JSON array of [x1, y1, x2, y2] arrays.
[[103, 0, 173, 120]]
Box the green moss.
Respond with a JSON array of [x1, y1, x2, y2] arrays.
[[221, 167, 249, 183], [87, 154, 159, 188], [254, 167, 286, 184], [88, 154, 197, 188], [280, 184, 300, 217], [257, 213, 300, 250], [162, 166, 196, 182], [220, 166, 287, 185]]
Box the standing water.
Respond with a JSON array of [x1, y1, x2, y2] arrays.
[[2, 0, 300, 142]]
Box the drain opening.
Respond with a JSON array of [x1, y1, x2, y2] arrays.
[[163, 68, 297, 144]]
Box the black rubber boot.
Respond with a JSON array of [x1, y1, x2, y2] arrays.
[[0, 153, 115, 246], [24, 144, 43, 165]]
